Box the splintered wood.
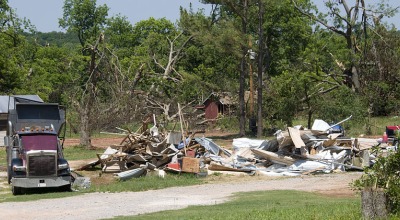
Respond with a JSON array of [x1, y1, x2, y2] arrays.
[[76, 124, 209, 176]]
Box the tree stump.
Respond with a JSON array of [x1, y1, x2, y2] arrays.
[[361, 188, 389, 219]]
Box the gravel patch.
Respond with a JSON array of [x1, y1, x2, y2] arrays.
[[0, 172, 362, 220]]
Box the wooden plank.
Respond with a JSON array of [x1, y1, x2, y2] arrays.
[[288, 127, 305, 149], [208, 162, 251, 172], [301, 166, 326, 175], [251, 148, 296, 166]]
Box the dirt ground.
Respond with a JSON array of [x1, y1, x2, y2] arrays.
[[63, 137, 125, 149], [63, 130, 237, 149]]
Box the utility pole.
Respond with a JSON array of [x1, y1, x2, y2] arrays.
[[249, 39, 255, 117], [257, 0, 264, 138], [249, 38, 256, 135]]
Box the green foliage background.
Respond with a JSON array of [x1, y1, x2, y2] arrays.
[[0, 0, 399, 135]]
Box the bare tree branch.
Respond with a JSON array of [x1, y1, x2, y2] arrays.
[[300, 85, 340, 102], [292, 0, 347, 37]]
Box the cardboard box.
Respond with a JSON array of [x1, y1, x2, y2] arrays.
[[181, 157, 200, 173]]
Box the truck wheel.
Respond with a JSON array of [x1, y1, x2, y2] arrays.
[[61, 184, 72, 192], [12, 186, 22, 195]]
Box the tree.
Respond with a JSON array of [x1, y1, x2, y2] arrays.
[[200, 0, 250, 136], [361, 26, 400, 116], [105, 15, 134, 49], [181, 0, 316, 133], [131, 18, 199, 123], [292, 0, 398, 93], [0, 0, 34, 94], [179, 6, 240, 90], [59, 0, 109, 147], [249, 0, 314, 130], [290, 0, 400, 125], [20, 45, 71, 103]]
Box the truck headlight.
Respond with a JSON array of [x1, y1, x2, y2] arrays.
[[13, 165, 26, 172], [58, 163, 69, 170]]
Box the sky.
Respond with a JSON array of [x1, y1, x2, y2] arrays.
[[7, 0, 400, 33], [8, 0, 210, 32]]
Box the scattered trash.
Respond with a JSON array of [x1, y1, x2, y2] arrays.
[[71, 171, 91, 190]]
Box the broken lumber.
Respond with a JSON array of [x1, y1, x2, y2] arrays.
[[288, 127, 306, 149], [251, 148, 296, 166]]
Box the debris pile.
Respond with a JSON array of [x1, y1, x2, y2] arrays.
[[75, 116, 398, 180], [242, 117, 397, 176]]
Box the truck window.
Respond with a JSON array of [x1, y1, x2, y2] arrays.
[[21, 135, 58, 151], [16, 104, 60, 120]]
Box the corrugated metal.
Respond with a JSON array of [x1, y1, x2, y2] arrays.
[[117, 167, 146, 181]]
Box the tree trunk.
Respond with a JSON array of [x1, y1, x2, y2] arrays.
[[361, 188, 389, 219], [239, 54, 246, 137], [79, 47, 97, 148], [351, 66, 361, 92], [79, 102, 91, 147]]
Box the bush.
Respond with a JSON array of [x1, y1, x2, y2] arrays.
[[353, 147, 400, 214], [216, 116, 239, 132]]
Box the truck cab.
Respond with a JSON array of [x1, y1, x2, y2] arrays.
[[3, 97, 71, 195]]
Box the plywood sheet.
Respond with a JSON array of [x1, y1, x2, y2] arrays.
[[288, 127, 305, 149]]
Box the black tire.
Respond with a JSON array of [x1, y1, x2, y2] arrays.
[[60, 184, 72, 192], [12, 186, 22, 196]]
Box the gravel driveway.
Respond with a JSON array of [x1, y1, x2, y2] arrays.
[[0, 172, 362, 220]]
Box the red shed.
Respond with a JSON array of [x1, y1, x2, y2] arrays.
[[196, 93, 233, 121]]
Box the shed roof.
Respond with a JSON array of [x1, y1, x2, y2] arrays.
[[202, 92, 234, 105], [0, 95, 43, 114], [202, 91, 259, 105]]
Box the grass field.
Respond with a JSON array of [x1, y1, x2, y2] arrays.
[[63, 145, 105, 160], [87, 173, 203, 193], [0, 171, 204, 203], [108, 190, 362, 220], [0, 147, 6, 169]]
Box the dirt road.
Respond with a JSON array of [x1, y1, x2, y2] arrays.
[[0, 172, 362, 220]]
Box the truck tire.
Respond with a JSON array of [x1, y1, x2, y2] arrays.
[[60, 184, 72, 192], [12, 186, 22, 195]]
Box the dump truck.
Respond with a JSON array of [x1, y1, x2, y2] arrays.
[[2, 96, 71, 195]]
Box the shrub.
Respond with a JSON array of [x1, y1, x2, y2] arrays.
[[353, 147, 400, 214]]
